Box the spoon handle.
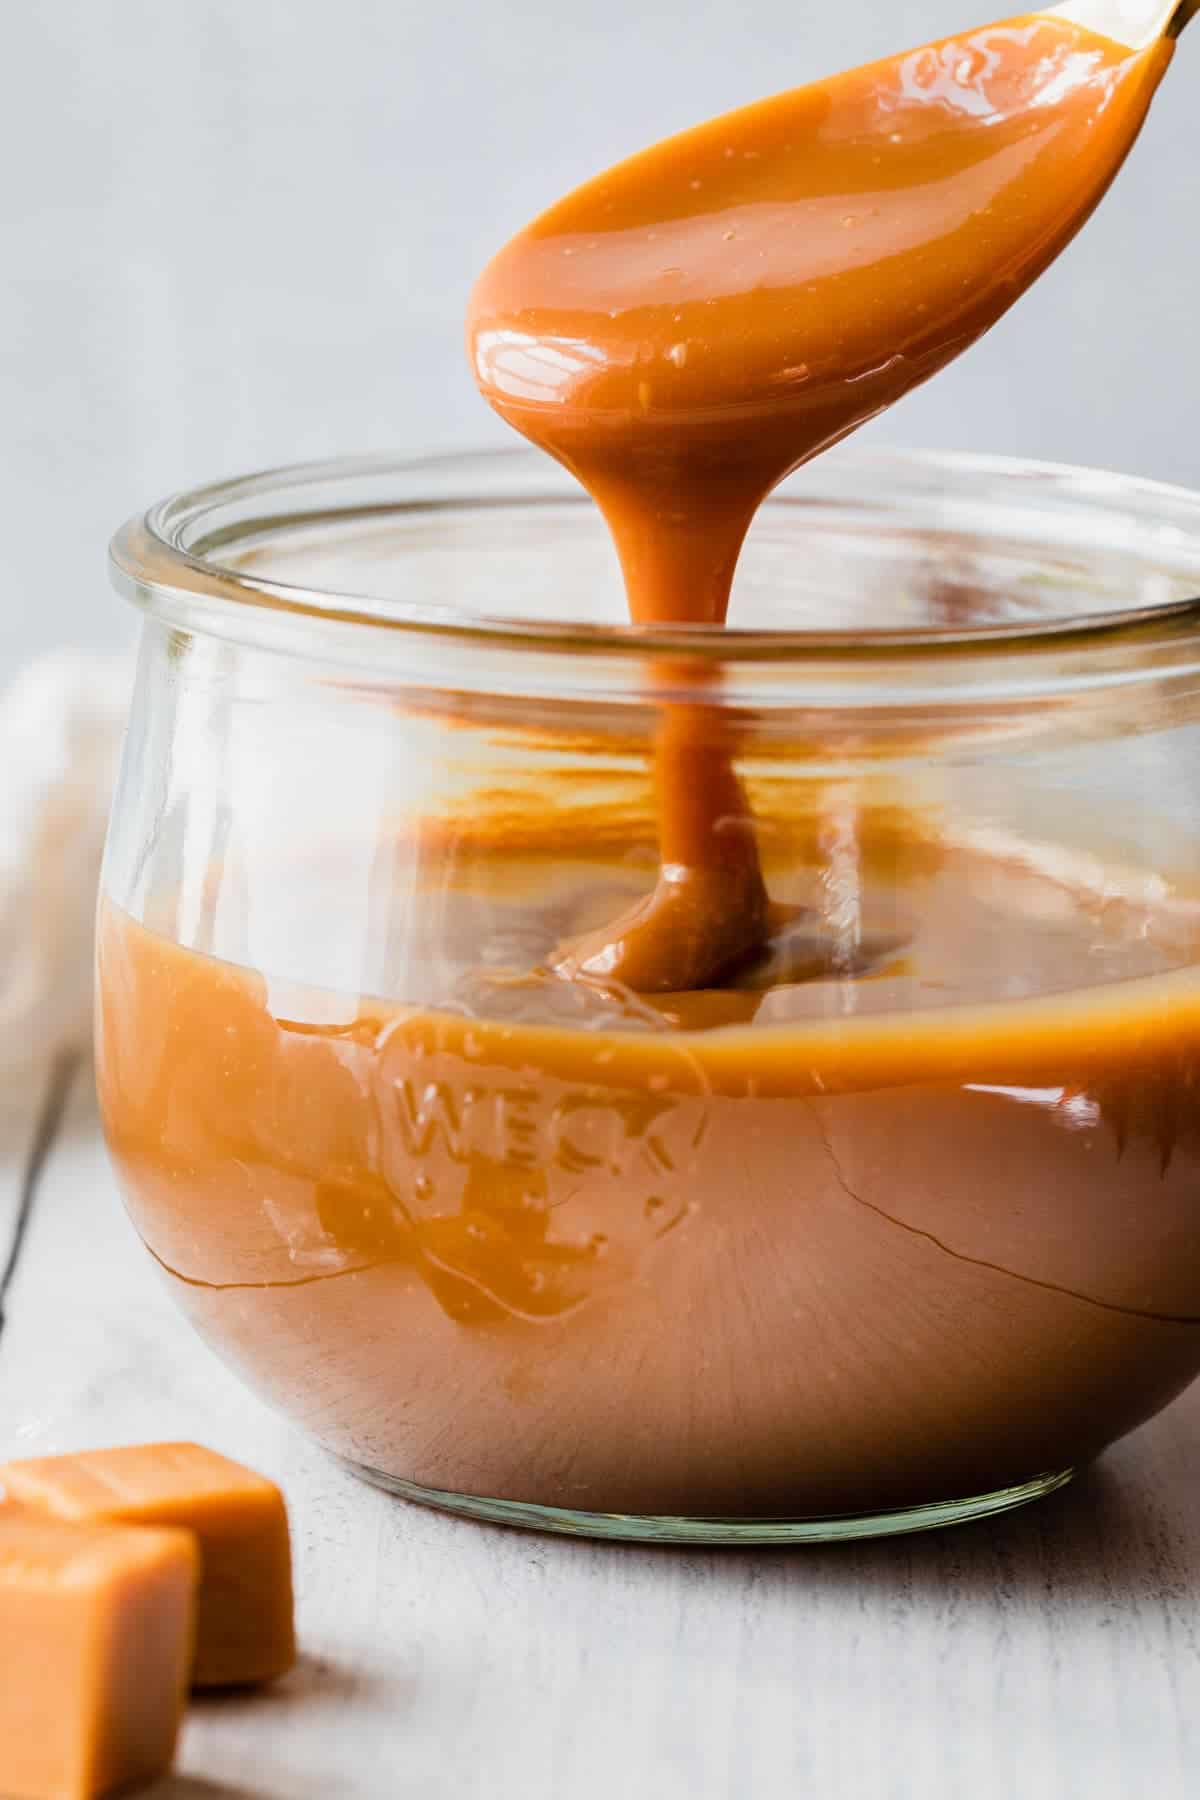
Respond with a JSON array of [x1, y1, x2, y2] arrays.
[[1049, 0, 1197, 44]]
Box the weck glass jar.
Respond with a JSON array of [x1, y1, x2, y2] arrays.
[[99, 446, 1200, 1542]]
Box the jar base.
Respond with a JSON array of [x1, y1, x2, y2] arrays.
[[342, 1462, 1077, 1544]]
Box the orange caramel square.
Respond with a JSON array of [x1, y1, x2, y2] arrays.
[[0, 1511, 196, 1799], [1, 1443, 295, 1688]]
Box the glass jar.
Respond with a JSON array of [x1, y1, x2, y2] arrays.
[[99, 447, 1200, 1543]]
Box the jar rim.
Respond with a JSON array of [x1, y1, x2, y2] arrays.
[[108, 444, 1200, 668]]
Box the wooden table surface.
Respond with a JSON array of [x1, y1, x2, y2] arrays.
[[3, 1064, 1200, 1800]]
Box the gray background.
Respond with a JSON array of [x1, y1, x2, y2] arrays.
[[2, 0, 1196, 678]]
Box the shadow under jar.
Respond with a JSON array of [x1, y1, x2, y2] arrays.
[[99, 447, 1200, 1543]]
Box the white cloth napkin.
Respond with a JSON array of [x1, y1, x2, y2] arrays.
[[0, 652, 131, 1128]]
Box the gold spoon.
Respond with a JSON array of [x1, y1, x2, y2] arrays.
[[1048, 0, 1198, 43]]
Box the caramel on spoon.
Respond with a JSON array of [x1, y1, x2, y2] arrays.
[[468, 6, 1187, 993]]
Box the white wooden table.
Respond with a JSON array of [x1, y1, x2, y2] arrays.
[[3, 1065, 1200, 1800]]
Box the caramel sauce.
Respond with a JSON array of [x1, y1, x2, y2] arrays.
[[98, 843, 1200, 1516], [468, 14, 1171, 988]]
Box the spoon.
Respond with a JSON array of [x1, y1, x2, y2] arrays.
[[469, 2, 1188, 603]]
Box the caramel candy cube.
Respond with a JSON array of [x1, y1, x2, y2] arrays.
[[0, 1512, 196, 1799], [0, 1443, 295, 1689]]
